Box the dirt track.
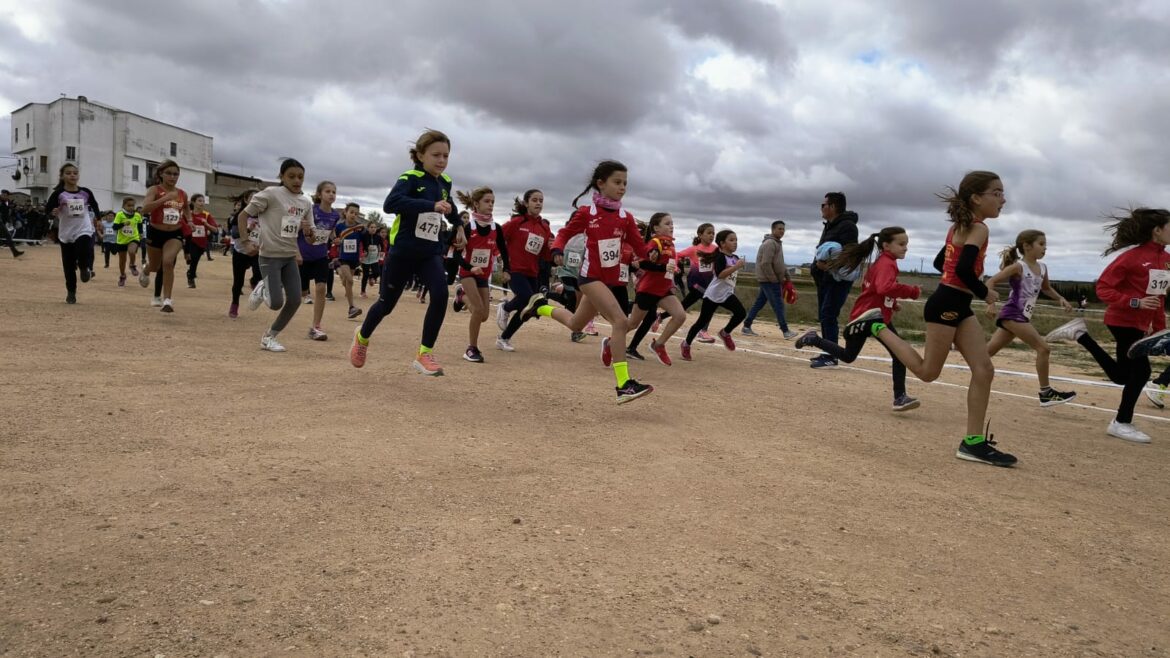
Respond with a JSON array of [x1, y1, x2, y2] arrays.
[[1, 247, 1168, 657]]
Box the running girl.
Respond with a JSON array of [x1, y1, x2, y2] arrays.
[[1045, 208, 1170, 443], [794, 227, 922, 411], [360, 221, 381, 299], [678, 229, 746, 360], [138, 159, 189, 313], [842, 171, 1016, 467], [44, 164, 101, 304], [227, 189, 262, 319], [299, 181, 342, 341], [113, 198, 143, 287], [333, 203, 365, 318], [184, 194, 218, 288], [454, 186, 509, 362], [496, 189, 553, 350], [629, 223, 717, 353], [625, 212, 687, 366], [984, 230, 1076, 406], [519, 160, 653, 403], [100, 211, 116, 269], [349, 129, 465, 376], [236, 158, 312, 352]]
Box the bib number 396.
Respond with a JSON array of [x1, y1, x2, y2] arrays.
[[597, 237, 621, 269], [1148, 269, 1170, 296], [415, 212, 441, 242], [470, 248, 491, 269]]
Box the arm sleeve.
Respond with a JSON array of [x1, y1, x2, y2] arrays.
[[552, 209, 588, 252], [383, 175, 435, 214], [623, 215, 649, 259], [872, 262, 919, 299], [444, 190, 461, 231], [933, 245, 946, 272], [956, 244, 988, 299], [714, 253, 733, 278], [82, 188, 101, 216], [242, 189, 269, 216], [44, 190, 61, 213], [495, 226, 511, 272], [1094, 257, 1129, 305]]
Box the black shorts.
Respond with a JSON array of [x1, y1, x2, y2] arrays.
[[923, 284, 974, 327], [559, 276, 579, 292], [635, 291, 667, 312], [112, 243, 130, 253], [300, 258, 331, 285], [147, 230, 182, 249]]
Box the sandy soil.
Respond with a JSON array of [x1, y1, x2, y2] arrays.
[[1, 246, 1168, 658]]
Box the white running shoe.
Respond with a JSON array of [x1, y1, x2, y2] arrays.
[[150, 296, 163, 307], [496, 336, 515, 352], [138, 269, 151, 288], [496, 304, 511, 332], [248, 280, 267, 311], [160, 298, 174, 313], [260, 334, 287, 352], [1106, 419, 1151, 443], [1045, 317, 1087, 343], [1146, 384, 1167, 409]]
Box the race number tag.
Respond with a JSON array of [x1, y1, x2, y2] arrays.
[[524, 233, 544, 255], [312, 228, 332, 245], [248, 229, 260, 242], [470, 248, 491, 269], [163, 207, 181, 225], [121, 225, 135, 237], [280, 213, 300, 238], [1147, 269, 1170, 296], [618, 263, 630, 283], [666, 258, 677, 274], [698, 260, 714, 273], [192, 225, 206, 238], [67, 199, 86, 217], [728, 271, 739, 287], [415, 212, 441, 241], [597, 238, 621, 269], [1023, 301, 1036, 319], [367, 245, 379, 259], [104, 227, 115, 239], [884, 296, 896, 309], [342, 238, 358, 254], [566, 252, 582, 269]]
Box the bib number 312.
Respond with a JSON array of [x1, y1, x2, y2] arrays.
[[1147, 269, 1170, 296]]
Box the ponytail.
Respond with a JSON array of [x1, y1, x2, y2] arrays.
[[571, 160, 626, 208], [512, 189, 541, 216], [937, 170, 1000, 231], [692, 222, 714, 246], [455, 186, 493, 213], [998, 245, 1021, 270], [645, 212, 670, 242], [828, 226, 907, 273], [699, 229, 735, 265]]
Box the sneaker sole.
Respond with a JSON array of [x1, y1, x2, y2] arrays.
[[1146, 391, 1165, 409], [310, 335, 329, 341], [412, 362, 444, 376], [160, 306, 174, 313], [462, 355, 484, 363], [1106, 431, 1151, 444], [892, 400, 921, 412], [1039, 394, 1076, 407], [617, 386, 653, 404], [955, 451, 1017, 467]]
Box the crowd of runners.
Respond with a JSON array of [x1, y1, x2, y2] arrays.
[[16, 129, 1170, 467]]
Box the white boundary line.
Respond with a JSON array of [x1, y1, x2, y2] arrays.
[[484, 283, 1169, 425]]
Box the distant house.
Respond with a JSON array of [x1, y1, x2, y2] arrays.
[[10, 95, 212, 210], [206, 170, 276, 221]]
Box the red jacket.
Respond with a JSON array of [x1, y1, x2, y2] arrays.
[[1097, 241, 1170, 333], [636, 235, 677, 296], [850, 251, 920, 323], [458, 221, 503, 280], [184, 211, 219, 249], [553, 204, 649, 287], [501, 214, 552, 276]]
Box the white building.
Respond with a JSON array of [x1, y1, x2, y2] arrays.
[[10, 95, 212, 211]]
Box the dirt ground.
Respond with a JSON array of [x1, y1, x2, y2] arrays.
[[2, 246, 1168, 658]]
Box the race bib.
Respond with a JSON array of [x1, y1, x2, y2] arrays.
[[469, 248, 491, 269], [597, 238, 621, 269], [698, 260, 714, 273], [618, 263, 630, 283], [280, 213, 300, 238], [192, 225, 206, 238], [342, 238, 358, 254], [103, 228, 115, 239], [728, 271, 739, 287], [524, 233, 544, 255], [67, 199, 86, 217], [566, 252, 582, 269], [312, 228, 332, 245], [666, 258, 677, 274], [121, 225, 135, 237], [1023, 300, 1035, 319], [1147, 269, 1170, 296], [162, 207, 181, 225], [367, 245, 379, 259], [884, 296, 895, 309], [415, 212, 441, 241], [248, 229, 260, 242]]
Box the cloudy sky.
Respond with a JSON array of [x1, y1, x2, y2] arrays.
[[2, 0, 1169, 279]]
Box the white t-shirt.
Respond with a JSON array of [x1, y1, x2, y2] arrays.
[[243, 186, 311, 259]]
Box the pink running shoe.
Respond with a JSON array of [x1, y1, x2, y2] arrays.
[[350, 331, 368, 368], [228, 303, 239, 319], [584, 320, 599, 336], [697, 329, 716, 344], [651, 317, 661, 333], [650, 340, 672, 366], [600, 337, 613, 366], [413, 352, 444, 376], [718, 330, 736, 351], [680, 341, 693, 361]]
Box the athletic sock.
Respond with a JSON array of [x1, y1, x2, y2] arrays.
[[963, 434, 985, 446], [537, 305, 554, 318], [356, 332, 369, 346], [419, 345, 433, 355], [871, 322, 887, 337], [613, 361, 630, 387]]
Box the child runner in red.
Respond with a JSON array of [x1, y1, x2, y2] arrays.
[[985, 230, 1076, 406], [496, 189, 553, 351], [678, 230, 746, 361], [625, 213, 687, 365], [513, 161, 653, 403], [1045, 208, 1170, 443], [184, 194, 218, 288], [139, 159, 190, 312], [454, 186, 509, 363], [842, 171, 1017, 467], [794, 227, 921, 411]]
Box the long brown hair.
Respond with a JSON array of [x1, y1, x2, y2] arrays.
[[1103, 208, 1170, 255], [692, 222, 714, 246], [456, 186, 493, 212], [937, 170, 1000, 230], [152, 159, 180, 186], [699, 230, 736, 265], [998, 229, 1045, 269], [571, 160, 626, 208], [829, 226, 906, 273]]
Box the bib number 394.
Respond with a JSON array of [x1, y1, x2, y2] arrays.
[[415, 212, 441, 242], [1148, 269, 1170, 296], [597, 237, 621, 269]]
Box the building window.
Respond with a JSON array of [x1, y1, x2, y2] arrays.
[[146, 162, 158, 185], [169, 142, 177, 157], [66, 145, 77, 161], [25, 123, 29, 138], [131, 164, 139, 182], [12, 128, 16, 144], [40, 156, 48, 173]]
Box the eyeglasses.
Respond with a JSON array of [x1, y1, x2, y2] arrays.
[[979, 190, 1004, 198]]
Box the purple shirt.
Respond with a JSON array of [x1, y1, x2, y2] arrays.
[[298, 205, 341, 261]]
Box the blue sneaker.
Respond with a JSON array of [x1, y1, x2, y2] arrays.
[[1127, 329, 1170, 359]]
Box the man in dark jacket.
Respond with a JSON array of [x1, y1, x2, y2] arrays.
[[0, 190, 25, 258], [810, 192, 858, 368]]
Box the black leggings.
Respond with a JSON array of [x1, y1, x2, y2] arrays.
[[359, 252, 448, 349], [231, 249, 262, 306], [1077, 326, 1151, 424], [804, 322, 908, 398], [361, 263, 378, 294], [685, 295, 746, 344], [102, 242, 114, 267], [186, 244, 206, 280], [59, 235, 95, 292], [500, 274, 542, 340]]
